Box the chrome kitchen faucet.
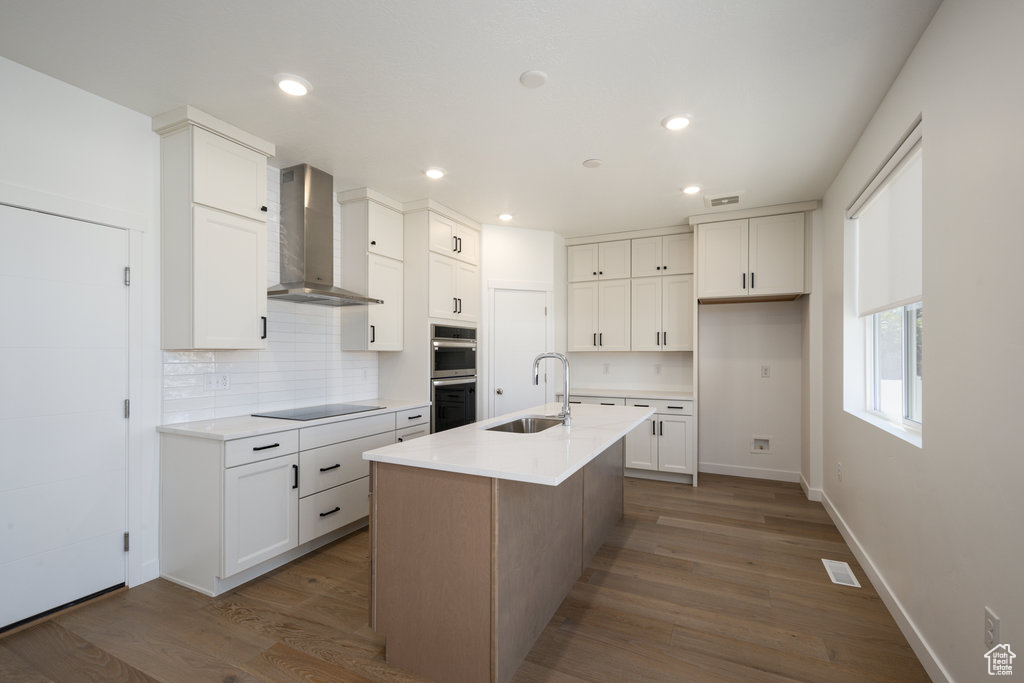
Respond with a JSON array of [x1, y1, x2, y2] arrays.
[[533, 352, 571, 427]]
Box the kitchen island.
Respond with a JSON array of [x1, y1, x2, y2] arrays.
[[363, 402, 654, 683]]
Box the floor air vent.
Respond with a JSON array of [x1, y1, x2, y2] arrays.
[[822, 559, 861, 587]]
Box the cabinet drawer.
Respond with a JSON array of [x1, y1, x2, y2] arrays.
[[299, 431, 394, 497], [225, 430, 299, 468], [396, 407, 429, 428], [298, 476, 370, 545], [627, 398, 693, 415], [569, 395, 626, 406], [396, 424, 429, 443], [300, 413, 396, 451]]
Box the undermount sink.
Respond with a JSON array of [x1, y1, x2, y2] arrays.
[[485, 415, 565, 434]]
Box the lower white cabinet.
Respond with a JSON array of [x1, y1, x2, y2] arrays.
[[223, 453, 299, 577]]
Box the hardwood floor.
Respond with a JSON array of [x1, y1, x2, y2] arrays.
[[0, 474, 927, 682]]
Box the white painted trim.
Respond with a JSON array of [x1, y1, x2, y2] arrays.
[[624, 469, 694, 485], [564, 224, 689, 246], [336, 187, 404, 212], [0, 186, 151, 233], [799, 474, 822, 501], [820, 491, 951, 683], [698, 462, 800, 483], [401, 198, 481, 230], [688, 200, 819, 226], [151, 105, 275, 157]]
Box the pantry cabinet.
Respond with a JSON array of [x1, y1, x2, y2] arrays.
[[630, 274, 693, 352], [340, 192, 406, 351], [696, 213, 805, 300], [567, 279, 630, 351], [568, 240, 631, 282], [154, 107, 275, 350], [631, 233, 693, 277]]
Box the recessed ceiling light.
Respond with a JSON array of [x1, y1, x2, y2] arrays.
[[498, 213, 514, 222], [274, 73, 312, 97], [683, 185, 702, 195], [661, 114, 690, 131], [582, 159, 602, 168], [424, 167, 446, 180], [519, 70, 549, 88]]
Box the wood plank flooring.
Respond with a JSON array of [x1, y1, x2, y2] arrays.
[[0, 474, 927, 682]]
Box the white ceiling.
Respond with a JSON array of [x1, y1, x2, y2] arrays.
[[0, 0, 940, 236]]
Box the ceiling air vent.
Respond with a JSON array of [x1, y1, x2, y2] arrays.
[[705, 192, 743, 209]]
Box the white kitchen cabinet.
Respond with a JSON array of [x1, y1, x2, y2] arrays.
[[340, 193, 406, 351], [631, 233, 693, 277], [567, 240, 631, 282], [630, 274, 693, 352], [223, 452, 299, 577], [567, 279, 630, 351], [657, 415, 693, 474], [428, 252, 478, 322], [625, 400, 694, 475], [429, 213, 479, 266], [155, 109, 275, 350], [192, 126, 269, 221], [625, 416, 658, 470], [696, 213, 805, 300]]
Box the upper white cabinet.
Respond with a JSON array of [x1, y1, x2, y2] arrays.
[[428, 252, 478, 322], [340, 192, 405, 351], [154, 107, 275, 350], [192, 127, 269, 222], [631, 234, 693, 277], [631, 274, 693, 352], [429, 213, 479, 266], [567, 279, 630, 351], [696, 213, 805, 300], [568, 240, 631, 281]]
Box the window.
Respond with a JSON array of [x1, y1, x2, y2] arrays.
[[845, 118, 923, 438]]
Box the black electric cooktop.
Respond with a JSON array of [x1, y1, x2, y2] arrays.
[[252, 403, 385, 421]]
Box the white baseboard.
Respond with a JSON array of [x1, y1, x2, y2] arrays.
[[820, 491, 950, 683], [799, 474, 822, 501], [698, 462, 800, 483]]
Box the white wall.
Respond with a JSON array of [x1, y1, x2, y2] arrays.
[[817, 2, 1024, 680], [698, 302, 803, 481], [161, 167, 378, 423], [0, 56, 161, 586], [571, 352, 692, 392]]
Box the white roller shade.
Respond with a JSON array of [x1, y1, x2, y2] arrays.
[[853, 143, 922, 317]]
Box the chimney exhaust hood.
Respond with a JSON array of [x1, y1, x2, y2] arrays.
[[267, 163, 383, 306]]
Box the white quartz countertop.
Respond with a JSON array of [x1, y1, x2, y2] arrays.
[[562, 387, 694, 400], [156, 399, 430, 441], [363, 402, 654, 486]]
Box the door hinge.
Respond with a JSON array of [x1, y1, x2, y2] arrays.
[[124, 399, 130, 419], [124, 266, 131, 286], [544, 306, 548, 316], [123, 532, 130, 552]]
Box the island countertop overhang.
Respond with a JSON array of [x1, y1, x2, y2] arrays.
[[362, 402, 654, 486]]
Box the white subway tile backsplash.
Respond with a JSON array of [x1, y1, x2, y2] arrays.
[[161, 166, 380, 424]]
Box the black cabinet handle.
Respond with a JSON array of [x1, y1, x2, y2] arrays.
[[751, 272, 755, 289], [600, 402, 616, 406], [252, 442, 279, 452], [656, 266, 661, 270], [292, 464, 298, 489], [397, 437, 404, 442], [453, 297, 458, 313], [370, 240, 376, 246], [742, 272, 746, 289], [599, 270, 603, 275], [599, 332, 603, 346], [569, 400, 582, 405], [453, 235, 458, 252], [457, 236, 462, 253], [660, 421, 664, 436], [656, 332, 660, 345], [593, 332, 597, 346], [261, 316, 268, 340], [455, 298, 462, 314], [319, 506, 341, 518], [663, 331, 667, 345], [668, 405, 684, 410], [370, 325, 375, 343], [408, 414, 422, 420], [634, 404, 649, 407], [319, 463, 341, 472], [652, 419, 656, 435], [260, 205, 268, 212], [592, 271, 597, 276]]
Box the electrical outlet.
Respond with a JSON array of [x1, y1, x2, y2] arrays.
[[603, 363, 610, 374], [761, 365, 771, 378], [204, 373, 230, 391], [985, 606, 1000, 648], [836, 462, 843, 481]]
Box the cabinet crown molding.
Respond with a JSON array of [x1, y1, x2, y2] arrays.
[[152, 105, 275, 158], [402, 198, 481, 231], [688, 200, 818, 226], [565, 225, 689, 247], [336, 187, 404, 213]]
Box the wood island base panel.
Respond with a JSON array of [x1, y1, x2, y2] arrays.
[[371, 440, 624, 683]]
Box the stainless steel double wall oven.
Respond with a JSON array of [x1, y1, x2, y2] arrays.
[[430, 324, 477, 433]]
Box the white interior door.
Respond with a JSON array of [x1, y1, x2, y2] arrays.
[[492, 289, 548, 417], [0, 205, 128, 629]]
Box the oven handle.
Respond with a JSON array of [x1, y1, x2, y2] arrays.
[[432, 340, 478, 349], [432, 377, 477, 387]]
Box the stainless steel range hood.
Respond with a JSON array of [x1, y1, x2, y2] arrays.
[[267, 163, 383, 306]]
